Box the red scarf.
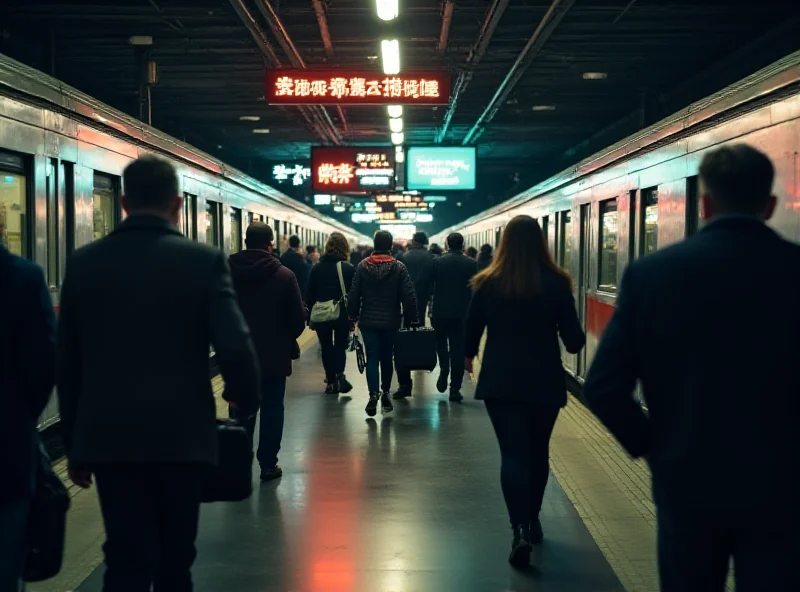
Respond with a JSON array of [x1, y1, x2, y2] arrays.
[[367, 254, 394, 264]]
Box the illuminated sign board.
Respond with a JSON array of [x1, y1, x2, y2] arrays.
[[406, 147, 477, 191], [311, 147, 395, 192], [265, 70, 450, 105], [381, 224, 416, 240], [313, 194, 332, 206], [272, 164, 311, 186]]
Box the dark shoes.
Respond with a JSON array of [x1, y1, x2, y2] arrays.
[[530, 518, 544, 544], [449, 388, 463, 402], [337, 373, 353, 394], [436, 372, 449, 393], [381, 391, 394, 413], [392, 385, 412, 400], [260, 465, 283, 482], [325, 381, 339, 395], [366, 392, 380, 417], [509, 524, 533, 568]]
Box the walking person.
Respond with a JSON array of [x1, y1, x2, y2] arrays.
[[466, 246, 478, 260], [229, 222, 307, 481], [0, 241, 56, 591], [584, 144, 799, 592], [430, 233, 478, 402], [476, 244, 493, 271], [393, 231, 434, 399], [306, 232, 356, 395], [348, 230, 418, 417], [58, 156, 260, 592], [464, 215, 585, 568], [280, 234, 310, 301]]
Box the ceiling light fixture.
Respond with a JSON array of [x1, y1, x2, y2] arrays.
[[582, 72, 608, 80], [391, 132, 404, 145], [396, 150, 405, 163], [239, 115, 261, 121], [532, 105, 556, 111], [387, 105, 403, 118], [376, 0, 399, 21], [252, 128, 271, 134], [389, 118, 403, 133], [381, 39, 400, 75]]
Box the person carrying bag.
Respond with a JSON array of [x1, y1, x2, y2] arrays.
[[310, 261, 348, 324]]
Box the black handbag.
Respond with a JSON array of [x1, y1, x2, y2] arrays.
[[351, 331, 366, 374], [202, 419, 253, 503], [24, 440, 70, 582], [394, 326, 437, 371]]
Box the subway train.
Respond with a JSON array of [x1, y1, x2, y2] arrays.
[[433, 50, 800, 398], [0, 54, 371, 431]]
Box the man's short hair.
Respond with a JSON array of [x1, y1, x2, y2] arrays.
[[412, 231, 428, 246], [306, 244, 317, 255], [374, 230, 393, 252], [245, 222, 274, 250], [123, 156, 178, 211], [447, 232, 464, 250], [288, 235, 301, 249], [699, 144, 774, 215]]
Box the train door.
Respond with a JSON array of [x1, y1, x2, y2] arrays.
[[559, 210, 577, 375], [577, 203, 591, 377]]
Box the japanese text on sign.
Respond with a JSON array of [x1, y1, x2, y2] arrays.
[[311, 147, 396, 192], [272, 164, 311, 186]]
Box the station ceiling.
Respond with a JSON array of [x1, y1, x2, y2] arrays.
[[2, 0, 799, 233]]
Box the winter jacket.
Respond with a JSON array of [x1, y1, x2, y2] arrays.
[[347, 253, 418, 330], [431, 250, 478, 320], [476, 252, 493, 271], [280, 248, 310, 301], [229, 249, 306, 377], [306, 253, 356, 327], [398, 245, 434, 307]]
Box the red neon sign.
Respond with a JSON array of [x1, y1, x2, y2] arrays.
[[311, 147, 396, 193], [265, 70, 450, 105]]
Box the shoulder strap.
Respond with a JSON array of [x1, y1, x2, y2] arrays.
[[336, 261, 347, 299]]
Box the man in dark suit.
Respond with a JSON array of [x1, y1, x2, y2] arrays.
[[393, 231, 434, 398], [430, 232, 478, 402], [58, 156, 260, 592], [280, 235, 310, 300], [0, 243, 56, 589], [584, 144, 799, 592]]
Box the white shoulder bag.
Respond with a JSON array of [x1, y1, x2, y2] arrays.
[[310, 261, 348, 324]]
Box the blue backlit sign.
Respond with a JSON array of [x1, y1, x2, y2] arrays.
[[406, 147, 476, 191]]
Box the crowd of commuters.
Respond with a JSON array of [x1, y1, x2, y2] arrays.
[[1, 144, 794, 592]]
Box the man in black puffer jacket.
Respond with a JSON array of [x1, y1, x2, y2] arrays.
[[348, 230, 418, 417]]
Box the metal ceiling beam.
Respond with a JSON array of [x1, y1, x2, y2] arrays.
[[462, 0, 576, 146], [310, 0, 349, 134], [435, 0, 510, 143], [437, 0, 455, 54]]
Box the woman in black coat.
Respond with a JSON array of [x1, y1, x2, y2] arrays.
[[306, 232, 356, 394], [465, 215, 585, 568]]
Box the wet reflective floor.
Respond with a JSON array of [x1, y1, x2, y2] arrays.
[[78, 345, 624, 591]]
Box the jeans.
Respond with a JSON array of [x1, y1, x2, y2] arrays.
[[361, 328, 395, 393], [93, 463, 206, 592], [316, 322, 349, 382], [432, 317, 466, 390], [0, 498, 29, 591], [484, 401, 560, 526], [396, 303, 427, 387], [235, 376, 287, 469]]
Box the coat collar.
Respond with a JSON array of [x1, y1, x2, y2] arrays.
[[700, 215, 774, 237], [115, 214, 182, 236]]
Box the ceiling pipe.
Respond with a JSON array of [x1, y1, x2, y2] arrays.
[[312, 0, 334, 60], [437, 0, 455, 54], [462, 0, 575, 145], [435, 0, 510, 143], [254, 0, 344, 144]]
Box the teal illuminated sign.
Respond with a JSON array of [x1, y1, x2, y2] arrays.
[[406, 147, 476, 191]]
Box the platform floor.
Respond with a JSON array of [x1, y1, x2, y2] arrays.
[[35, 332, 664, 591]]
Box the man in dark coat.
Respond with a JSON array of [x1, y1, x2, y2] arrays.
[[393, 231, 434, 398], [584, 144, 799, 592], [280, 234, 310, 300], [430, 232, 478, 402], [0, 244, 56, 589], [348, 230, 418, 416], [58, 156, 260, 591], [229, 222, 307, 481], [476, 244, 493, 271]]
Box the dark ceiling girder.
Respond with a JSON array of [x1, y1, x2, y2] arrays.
[[435, 0, 510, 144], [462, 0, 576, 146], [310, 0, 349, 134], [437, 0, 455, 55]]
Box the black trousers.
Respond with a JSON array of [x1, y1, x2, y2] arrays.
[[315, 321, 349, 382], [396, 301, 428, 387], [484, 401, 560, 526], [657, 504, 794, 592], [432, 317, 466, 390], [93, 463, 206, 592]]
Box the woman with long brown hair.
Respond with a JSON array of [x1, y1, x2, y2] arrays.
[[465, 215, 585, 568]]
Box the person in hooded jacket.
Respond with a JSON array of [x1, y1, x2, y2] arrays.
[[477, 244, 494, 271], [229, 222, 307, 481], [306, 232, 356, 395], [348, 230, 418, 417], [280, 235, 310, 302]]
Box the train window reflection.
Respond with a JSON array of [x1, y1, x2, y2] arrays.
[[599, 199, 618, 293], [642, 187, 658, 255], [206, 201, 220, 247], [181, 193, 197, 239], [93, 173, 117, 241], [560, 211, 572, 273], [0, 172, 28, 257], [229, 207, 242, 253]]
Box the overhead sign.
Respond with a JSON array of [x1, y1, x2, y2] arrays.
[[380, 224, 416, 240], [313, 194, 332, 206], [311, 147, 395, 192], [407, 147, 477, 191], [265, 70, 450, 105], [272, 164, 311, 186]]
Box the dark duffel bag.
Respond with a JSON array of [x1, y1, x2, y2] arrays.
[[394, 326, 437, 372], [202, 419, 253, 503], [24, 441, 70, 582]]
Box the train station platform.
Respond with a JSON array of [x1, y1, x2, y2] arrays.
[[34, 332, 661, 592]]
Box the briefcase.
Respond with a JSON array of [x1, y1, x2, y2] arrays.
[[202, 419, 253, 503], [394, 326, 437, 371]]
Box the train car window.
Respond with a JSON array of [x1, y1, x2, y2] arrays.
[[598, 199, 618, 293], [205, 201, 221, 247], [46, 160, 59, 288], [229, 207, 242, 253], [686, 176, 700, 235], [248, 212, 264, 225], [641, 187, 658, 255], [92, 172, 118, 241], [0, 169, 29, 258], [559, 211, 572, 272], [542, 216, 549, 242], [181, 193, 197, 240]]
